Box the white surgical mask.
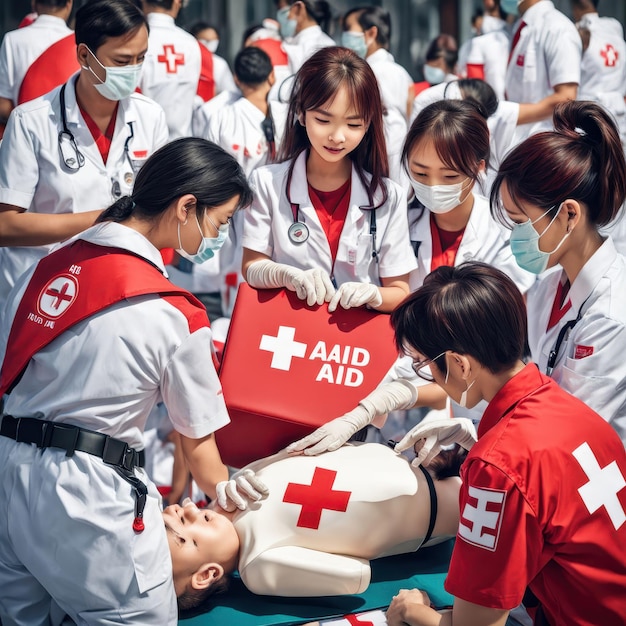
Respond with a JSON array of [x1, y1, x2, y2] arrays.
[[500, 0, 523, 16], [423, 64, 446, 85], [443, 354, 476, 408], [83, 47, 142, 101], [409, 177, 471, 214], [341, 31, 368, 58], [277, 6, 297, 39], [177, 214, 230, 264], [200, 39, 219, 53]]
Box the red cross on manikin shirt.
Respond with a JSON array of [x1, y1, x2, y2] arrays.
[[283, 467, 351, 529], [158, 44, 185, 73], [46, 282, 73, 309]]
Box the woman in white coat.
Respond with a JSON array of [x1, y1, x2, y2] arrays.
[[491, 100, 626, 444], [0, 138, 252, 624], [0, 0, 169, 308]]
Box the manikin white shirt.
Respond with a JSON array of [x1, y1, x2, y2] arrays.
[[0, 221, 230, 449], [527, 237, 626, 444], [243, 151, 417, 286], [0, 75, 168, 306], [139, 13, 202, 139], [505, 1, 582, 142], [0, 14, 72, 104]]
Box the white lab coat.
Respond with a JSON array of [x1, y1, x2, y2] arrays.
[[577, 13, 626, 149], [367, 48, 413, 185], [465, 16, 510, 100], [283, 25, 336, 75], [191, 88, 240, 138], [527, 237, 626, 444], [0, 75, 168, 307], [243, 151, 417, 285], [0, 14, 71, 105], [139, 13, 201, 139], [407, 193, 535, 293], [213, 53, 237, 95], [505, 1, 582, 142], [0, 222, 228, 624]]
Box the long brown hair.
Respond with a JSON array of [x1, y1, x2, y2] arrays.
[[279, 46, 389, 207]]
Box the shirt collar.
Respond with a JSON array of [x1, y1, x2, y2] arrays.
[[478, 363, 546, 438], [522, 0, 554, 25], [146, 13, 176, 27], [568, 237, 617, 313]]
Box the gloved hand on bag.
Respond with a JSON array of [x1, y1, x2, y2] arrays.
[[327, 281, 383, 312]]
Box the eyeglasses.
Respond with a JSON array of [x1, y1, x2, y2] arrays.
[[411, 351, 447, 382]]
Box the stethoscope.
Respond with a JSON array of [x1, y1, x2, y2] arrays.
[[545, 298, 588, 377], [58, 82, 137, 197]]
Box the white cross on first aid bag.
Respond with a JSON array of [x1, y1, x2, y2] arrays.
[[217, 284, 399, 467]]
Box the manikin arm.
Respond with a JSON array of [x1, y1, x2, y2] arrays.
[[241, 545, 371, 597]]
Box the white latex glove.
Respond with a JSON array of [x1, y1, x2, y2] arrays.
[[327, 282, 383, 312], [286, 379, 418, 455], [394, 417, 477, 467], [215, 468, 270, 512], [246, 259, 335, 306]]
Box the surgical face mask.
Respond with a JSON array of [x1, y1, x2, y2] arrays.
[[409, 177, 471, 214], [177, 213, 230, 264], [200, 39, 219, 53], [509, 203, 570, 275], [341, 31, 368, 58], [443, 354, 476, 408], [500, 0, 523, 16], [423, 64, 446, 85], [277, 6, 297, 39], [83, 47, 142, 101]]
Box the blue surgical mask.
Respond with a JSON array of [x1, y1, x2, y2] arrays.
[[500, 0, 522, 16], [277, 7, 297, 39], [509, 203, 570, 274], [341, 31, 368, 58], [83, 47, 142, 101], [423, 64, 446, 85], [177, 214, 230, 264]]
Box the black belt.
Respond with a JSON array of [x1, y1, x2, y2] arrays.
[[419, 464, 438, 546], [0, 415, 147, 532], [0, 415, 144, 470]]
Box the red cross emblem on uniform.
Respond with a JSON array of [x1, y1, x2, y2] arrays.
[[283, 467, 351, 529], [37, 275, 79, 318], [601, 44, 619, 68], [158, 44, 185, 73]]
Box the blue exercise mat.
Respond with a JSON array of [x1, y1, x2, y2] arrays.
[[180, 540, 454, 626]]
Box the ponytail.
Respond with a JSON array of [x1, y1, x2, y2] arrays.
[[97, 195, 136, 223], [491, 100, 626, 228]]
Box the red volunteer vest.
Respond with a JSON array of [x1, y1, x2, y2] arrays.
[[0, 240, 208, 396], [197, 42, 216, 102]]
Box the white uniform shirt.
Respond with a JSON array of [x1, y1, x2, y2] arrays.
[[410, 74, 458, 124], [577, 13, 626, 147], [505, 1, 582, 142], [527, 237, 626, 443], [0, 76, 168, 306], [243, 152, 417, 285], [0, 14, 71, 104], [191, 88, 240, 138], [407, 194, 535, 293], [283, 25, 335, 75], [139, 13, 201, 139], [466, 16, 510, 100], [0, 221, 229, 447], [212, 53, 237, 95], [367, 48, 413, 184], [235, 444, 457, 596]]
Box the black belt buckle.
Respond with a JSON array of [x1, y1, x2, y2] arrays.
[[102, 436, 135, 471], [49, 423, 80, 457]]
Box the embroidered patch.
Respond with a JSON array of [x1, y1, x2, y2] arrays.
[[516, 54, 525, 66], [458, 485, 506, 551], [574, 345, 594, 359], [37, 274, 79, 319]]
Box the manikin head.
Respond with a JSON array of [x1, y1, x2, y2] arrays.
[[164, 499, 240, 610]]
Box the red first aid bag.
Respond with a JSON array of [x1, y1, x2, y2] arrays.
[[216, 284, 399, 467]]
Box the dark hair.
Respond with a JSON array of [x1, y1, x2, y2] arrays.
[[75, 0, 148, 53], [143, 0, 174, 9], [98, 138, 252, 224], [425, 34, 458, 73], [490, 100, 626, 228], [279, 46, 389, 207], [391, 263, 527, 375], [242, 23, 264, 47], [455, 78, 498, 119], [402, 99, 490, 181], [286, 0, 331, 31], [189, 21, 219, 39], [428, 445, 468, 479], [36, 0, 70, 8], [177, 574, 232, 615], [353, 6, 392, 49], [234, 47, 273, 87]]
